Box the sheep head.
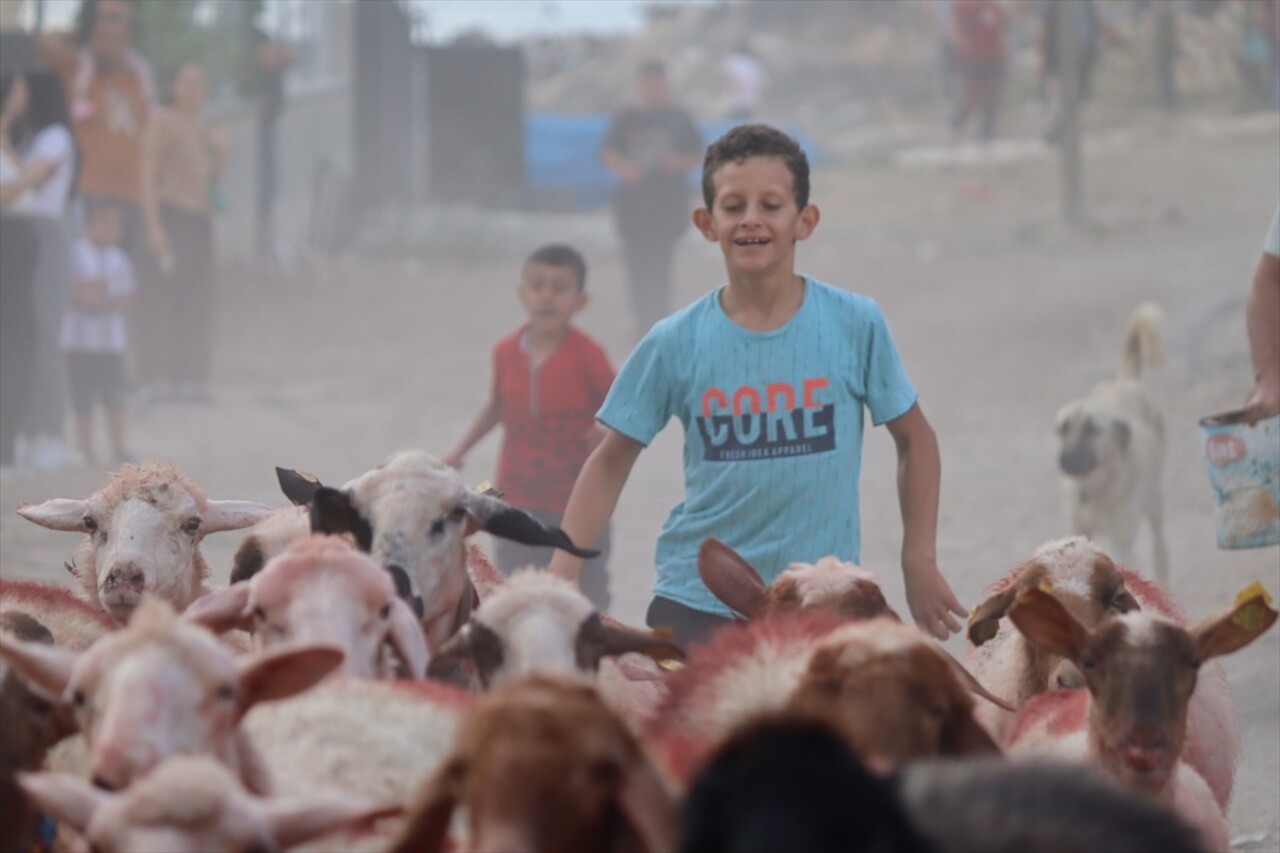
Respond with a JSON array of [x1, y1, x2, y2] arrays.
[[17, 463, 273, 624], [429, 570, 684, 690], [1009, 584, 1276, 796], [698, 537, 899, 621], [275, 450, 598, 650], [186, 534, 430, 680]]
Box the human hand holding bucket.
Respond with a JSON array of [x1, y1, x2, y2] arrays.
[[1199, 410, 1280, 549]]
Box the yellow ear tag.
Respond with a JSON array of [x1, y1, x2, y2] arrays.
[[1233, 581, 1274, 608], [658, 659, 685, 672], [1232, 603, 1268, 632], [300, 471, 319, 484]]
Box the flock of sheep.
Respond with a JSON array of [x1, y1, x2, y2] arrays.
[[0, 449, 1275, 852]]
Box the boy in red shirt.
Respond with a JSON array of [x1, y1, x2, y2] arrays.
[[445, 244, 616, 608]]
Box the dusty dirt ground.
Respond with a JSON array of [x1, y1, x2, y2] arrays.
[[2, 110, 1277, 848]]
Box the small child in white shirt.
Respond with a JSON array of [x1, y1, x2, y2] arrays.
[[62, 198, 136, 466]]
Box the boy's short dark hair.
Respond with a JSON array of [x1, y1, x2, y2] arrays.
[[525, 243, 587, 290], [701, 124, 810, 210]]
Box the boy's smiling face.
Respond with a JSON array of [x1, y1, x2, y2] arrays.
[[694, 155, 819, 279], [518, 261, 587, 337]]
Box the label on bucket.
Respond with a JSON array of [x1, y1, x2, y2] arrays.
[[1199, 412, 1280, 549]]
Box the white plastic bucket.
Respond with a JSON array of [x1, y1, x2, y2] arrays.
[[1199, 411, 1280, 549]]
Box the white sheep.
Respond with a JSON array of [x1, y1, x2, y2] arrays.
[[243, 677, 474, 809], [432, 570, 682, 686], [185, 534, 430, 679], [16, 462, 274, 624], [272, 451, 598, 651]]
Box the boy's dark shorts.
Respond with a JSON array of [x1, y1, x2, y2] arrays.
[[646, 596, 736, 647], [66, 351, 125, 415]]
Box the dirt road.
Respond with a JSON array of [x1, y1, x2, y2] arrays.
[[2, 111, 1277, 848]]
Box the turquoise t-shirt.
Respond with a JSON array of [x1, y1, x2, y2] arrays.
[[598, 277, 918, 617]]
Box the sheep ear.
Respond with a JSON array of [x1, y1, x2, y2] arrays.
[[575, 613, 686, 671], [234, 645, 344, 721], [460, 492, 599, 558], [1007, 587, 1091, 661], [267, 798, 403, 848], [310, 487, 373, 551], [967, 561, 1048, 647], [16, 499, 90, 532], [1189, 586, 1278, 661], [231, 537, 268, 585], [698, 537, 768, 619], [17, 771, 108, 832], [386, 760, 467, 853], [0, 634, 78, 698], [385, 597, 431, 679], [276, 466, 325, 506], [204, 501, 275, 534], [615, 754, 679, 853], [184, 584, 253, 634]]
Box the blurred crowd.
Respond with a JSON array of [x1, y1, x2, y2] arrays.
[[0, 0, 292, 475], [934, 0, 1280, 146]]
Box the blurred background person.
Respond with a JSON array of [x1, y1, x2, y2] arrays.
[[250, 19, 296, 266], [600, 60, 703, 341], [138, 61, 227, 404], [947, 0, 1010, 144], [723, 39, 768, 121], [1235, 0, 1280, 109], [14, 69, 79, 470], [1039, 0, 1126, 144], [63, 197, 136, 465], [38, 0, 155, 262], [0, 73, 42, 471]]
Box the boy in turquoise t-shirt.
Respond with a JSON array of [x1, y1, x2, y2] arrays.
[[549, 124, 966, 644]]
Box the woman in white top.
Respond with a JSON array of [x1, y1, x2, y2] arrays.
[[0, 73, 42, 467], [14, 70, 80, 469]]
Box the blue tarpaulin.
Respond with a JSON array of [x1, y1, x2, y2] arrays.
[[525, 112, 827, 211]]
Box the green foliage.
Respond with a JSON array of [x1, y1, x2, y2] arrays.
[[126, 0, 257, 99]]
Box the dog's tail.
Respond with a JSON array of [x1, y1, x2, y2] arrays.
[[1118, 302, 1165, 380]]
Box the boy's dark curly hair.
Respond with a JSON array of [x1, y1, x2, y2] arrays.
[[701, 124, 810, 210]]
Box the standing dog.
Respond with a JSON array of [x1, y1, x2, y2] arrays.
[[1055, 303, 1169, 585]]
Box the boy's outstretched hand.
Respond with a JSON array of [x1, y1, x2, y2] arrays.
[[903, 560, 967, 640]]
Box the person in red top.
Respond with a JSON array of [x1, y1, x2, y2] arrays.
[[948, 0, 1010, 143], [445, 244, 616, 609]]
